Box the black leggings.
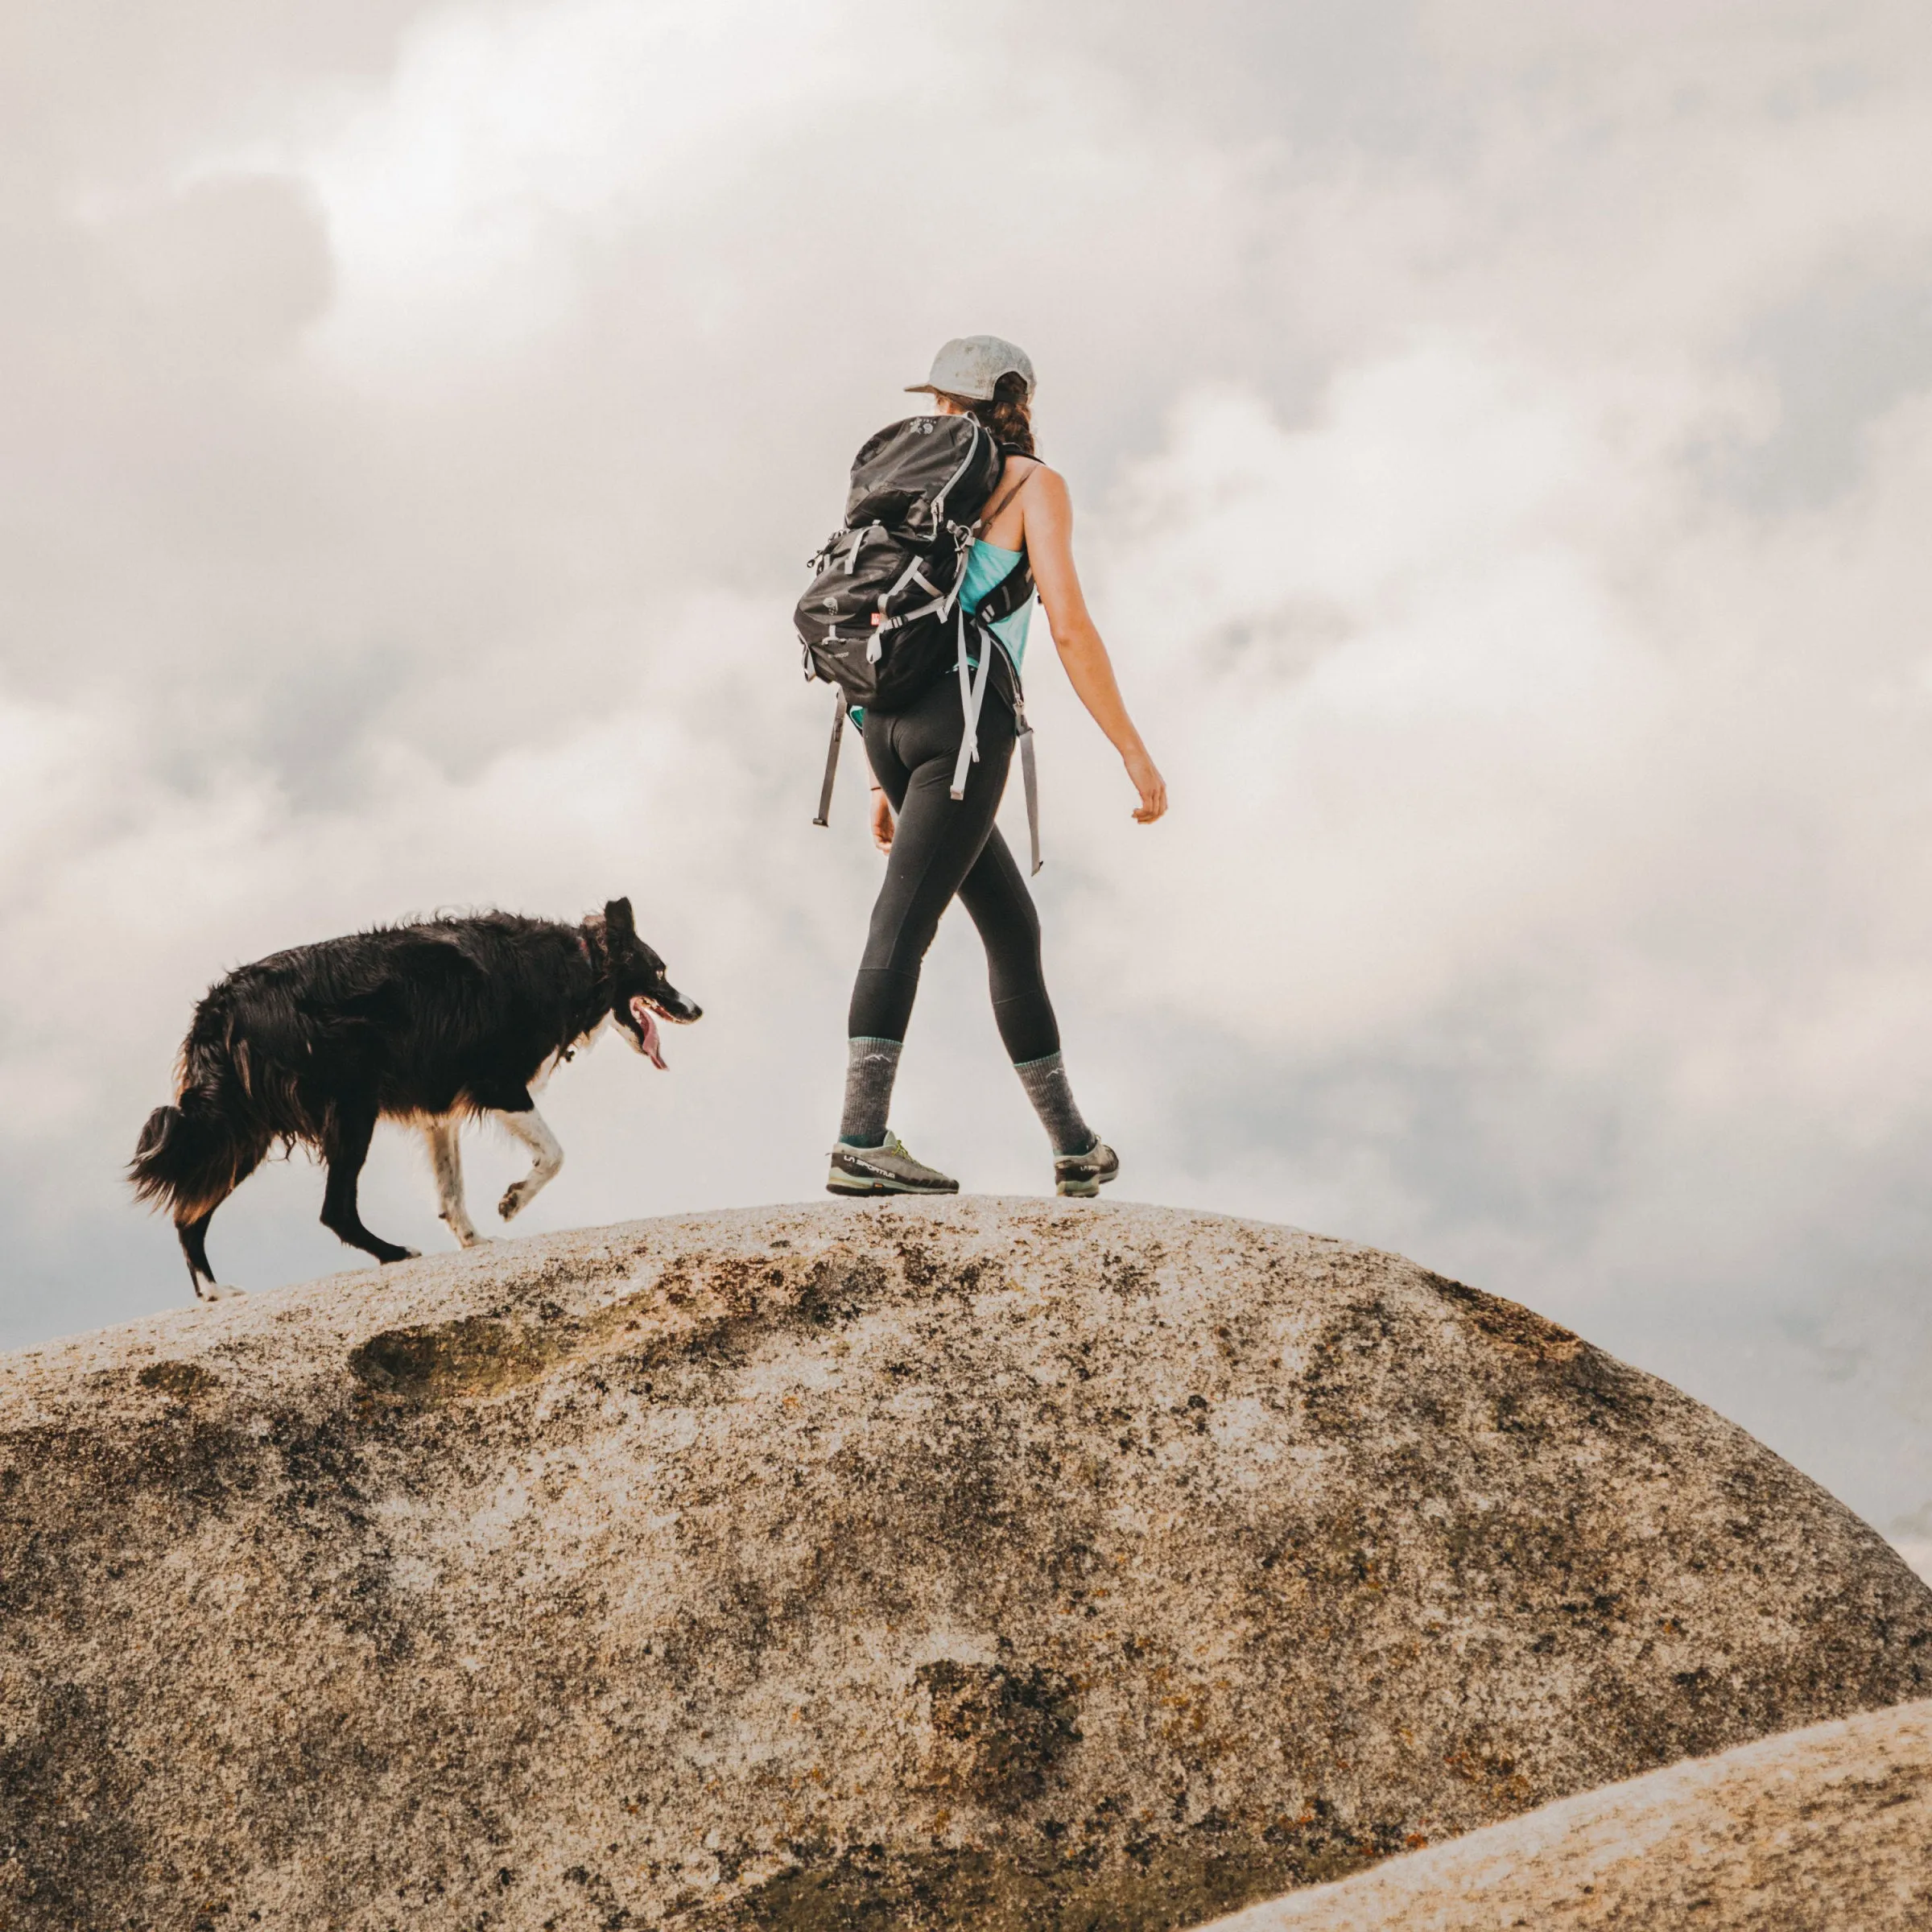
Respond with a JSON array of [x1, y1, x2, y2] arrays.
[[849, 675, 1060, 1062]]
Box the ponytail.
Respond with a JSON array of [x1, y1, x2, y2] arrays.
[[937, 371, 1036, 456]]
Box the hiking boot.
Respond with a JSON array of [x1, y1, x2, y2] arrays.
[[1055, 1138, 1120, 1199], [828, 1131, 960, 1196]]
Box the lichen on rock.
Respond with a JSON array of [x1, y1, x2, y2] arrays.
[[0, 1199, 1926, 1930]]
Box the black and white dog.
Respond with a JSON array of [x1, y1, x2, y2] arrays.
[[130, 898, 700, 1299]]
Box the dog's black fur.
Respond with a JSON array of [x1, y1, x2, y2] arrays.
[[130, 898, 700, 1298]]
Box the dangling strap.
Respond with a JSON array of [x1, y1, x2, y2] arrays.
[[811, 693, 845, 827], [1016, 699, 1042, 876], [949, 605, 993, 799], [945, 621, 1043, 869]]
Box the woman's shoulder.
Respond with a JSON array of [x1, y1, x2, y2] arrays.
[[1018, 460, 1071, 517], [984, 455, 1068, 548], [1001, 454, 1065, 502], [982, 453, 1053, 530]]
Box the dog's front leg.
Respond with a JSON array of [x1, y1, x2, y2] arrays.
[[493, 1105, 564, 1221], [424, 1118, 485, 1247]]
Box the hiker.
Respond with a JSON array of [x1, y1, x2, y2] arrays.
[[798, 334, 1166, 1198]]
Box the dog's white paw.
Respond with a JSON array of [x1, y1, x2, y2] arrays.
[[200, 1282, 247, 1302], [498, 1185, 526, 1222], [448, 1223, 490, 1249]]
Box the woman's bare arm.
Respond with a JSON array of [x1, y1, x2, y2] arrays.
[[1021, 468, 1166, 823]]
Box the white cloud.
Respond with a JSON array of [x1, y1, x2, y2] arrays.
[[1071, 348, 1666, 1044], [299, 0, 877, 361]]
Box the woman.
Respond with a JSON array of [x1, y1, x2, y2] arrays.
[[829, 333, 1167, 1199]]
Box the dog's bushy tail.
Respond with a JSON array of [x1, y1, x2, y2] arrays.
[[129, 1101, 250, 1220], [130, 1019, 276, 1221]]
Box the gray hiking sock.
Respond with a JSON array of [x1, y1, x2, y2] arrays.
[[839, 1037, 903, 1148], [1013, 1052, 1096, 1157]]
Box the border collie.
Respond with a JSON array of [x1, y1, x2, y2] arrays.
[[130, 898, 700, 1299]]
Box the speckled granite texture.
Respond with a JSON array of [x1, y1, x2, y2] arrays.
[[1202, 1695, 1932, 1930], [2, 1199, 1927, 1930]]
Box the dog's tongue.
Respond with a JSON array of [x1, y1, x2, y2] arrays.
[[630, 997, 667, 1070]]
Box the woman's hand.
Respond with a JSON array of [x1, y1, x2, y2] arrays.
[[1125, 746, 1167, 824], [869, 786, 895, 852]]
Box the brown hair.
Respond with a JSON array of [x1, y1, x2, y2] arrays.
[[937, 370, 1036, 456]]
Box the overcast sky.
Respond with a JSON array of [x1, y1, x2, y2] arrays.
[[5, 1, 1932, 1567]]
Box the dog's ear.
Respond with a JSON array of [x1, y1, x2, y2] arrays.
[[603, 897, 636, 938]]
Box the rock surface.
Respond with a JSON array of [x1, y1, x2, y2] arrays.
[[1202, 1695, 1932, 1930], [1, 1199, 1928, 1932]]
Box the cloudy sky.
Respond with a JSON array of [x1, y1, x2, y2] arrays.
[[5, 1, 1932, 1566]]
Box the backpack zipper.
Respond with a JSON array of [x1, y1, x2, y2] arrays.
[[926, 419, 986, 534]]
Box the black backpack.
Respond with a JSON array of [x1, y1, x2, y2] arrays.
[[796, 415, 1042, 871]]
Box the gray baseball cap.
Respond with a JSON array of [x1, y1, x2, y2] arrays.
[[906, 334, 1036, 402]]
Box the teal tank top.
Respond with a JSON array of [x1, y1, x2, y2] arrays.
[[959, 539, 1034, 675]]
